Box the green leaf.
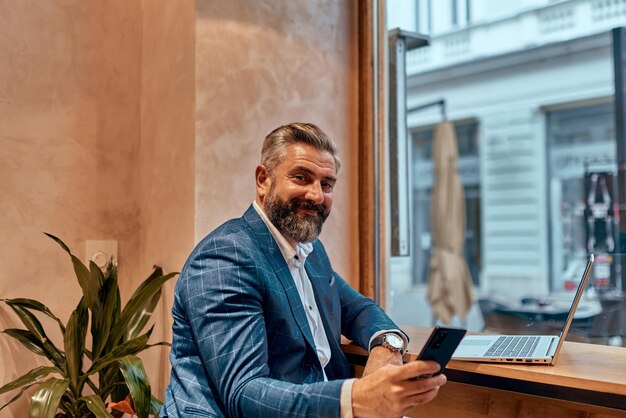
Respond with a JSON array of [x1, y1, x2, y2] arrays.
[[7, 304, 65, 369], [1, 298, 65, 335], [110, 269, 177, 344], [103, 369, 129, 409], [110, 279, 122, 341], [6, 303, 47, 339], [88, 328, 153, 376], [82, 395, 114, 418], [44, 233, 101, 310], [144, 265, 164, 283], [89, 260, 106, 299], [144, 341, 171, 349], [150, 395, 163, 415], [64, 299, 88, 392], [2, 329, 46, 356], [57, 393, 74, 416], [126, 289, 161, 341], [91, 273, 119, 362], [118, 356, 151, 418], [28, 377, 69, 418], [42, 233, 71, 253], [0, 382, 39, 412], [0, 366, 61, 395], [2, 236, 170, 418]]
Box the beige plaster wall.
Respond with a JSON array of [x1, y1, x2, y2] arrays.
[[195, 0, 360, 284], [0, 1, 144, 415], [0, 0, 359, 414], [138, 0, 196, 398]]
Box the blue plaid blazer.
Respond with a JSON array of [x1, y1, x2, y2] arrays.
[[161, 206, 400, 417]]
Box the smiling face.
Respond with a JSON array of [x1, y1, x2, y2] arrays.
[[256, 143, 337, 247]]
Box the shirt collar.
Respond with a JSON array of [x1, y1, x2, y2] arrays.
[[253, 201, 314, 263]]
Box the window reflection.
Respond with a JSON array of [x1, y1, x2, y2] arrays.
[[410, 121, 481, 287], [386, 0, 626, 347], [547, 103, 617, 292]]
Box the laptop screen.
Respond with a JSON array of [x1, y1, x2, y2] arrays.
[[550, 254, 594, 364]]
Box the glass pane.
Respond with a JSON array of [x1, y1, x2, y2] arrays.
[[410, 122, 481, 287], [547, 103, 617, 292], [480, 253, 625, 346], [385, 0, 626, 348]]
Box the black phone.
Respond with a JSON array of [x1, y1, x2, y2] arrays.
[[414, 326, 466, 378]]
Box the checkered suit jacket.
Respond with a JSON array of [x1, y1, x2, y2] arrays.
[[161, 206, 400, 417]]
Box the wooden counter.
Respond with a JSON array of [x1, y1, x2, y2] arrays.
[[342, 326, 626, 417]]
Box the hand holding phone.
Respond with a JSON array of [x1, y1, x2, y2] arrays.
[[413, 326, 466, 379]]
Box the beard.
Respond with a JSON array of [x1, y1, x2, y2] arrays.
[[264, 187, 330, 243]]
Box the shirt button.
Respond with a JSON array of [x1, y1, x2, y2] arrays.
[[308, 305, 313, 310]]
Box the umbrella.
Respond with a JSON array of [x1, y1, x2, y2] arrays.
[[427, 121, 474, 324]]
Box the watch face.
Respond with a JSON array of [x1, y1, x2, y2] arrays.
[[386, 333, 404, 349]]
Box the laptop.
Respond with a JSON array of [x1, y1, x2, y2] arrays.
[[452, 254, 594, 365]]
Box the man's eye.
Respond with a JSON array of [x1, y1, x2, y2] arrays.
[[322, 183, 334, 191], [293, 175, 306, 182]]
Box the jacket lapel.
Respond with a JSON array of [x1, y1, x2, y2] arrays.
[[306, 257, 348, 380], [242, 206, 317, 351]]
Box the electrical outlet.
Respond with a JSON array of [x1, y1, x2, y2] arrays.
[[85, 240, 118, 269]]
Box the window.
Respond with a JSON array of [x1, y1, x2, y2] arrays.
[[451, 0, 458, 26], [411, 121, 481, 286], [547, 103, 617, 291], [415, 0, 432, 34], [385, 1, 626, 347]]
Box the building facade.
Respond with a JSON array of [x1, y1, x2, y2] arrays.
[[387, 0, 625, 327]]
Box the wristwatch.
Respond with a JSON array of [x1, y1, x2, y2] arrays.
[[370, 332, 405, 353]]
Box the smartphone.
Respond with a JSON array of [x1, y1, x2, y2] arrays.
[[414, 326, 466, 378]]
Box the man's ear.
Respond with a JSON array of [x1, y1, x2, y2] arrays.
[[255, 165, 270, 200]]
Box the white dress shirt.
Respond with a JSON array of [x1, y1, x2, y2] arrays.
[[253, 201, 332, 376]]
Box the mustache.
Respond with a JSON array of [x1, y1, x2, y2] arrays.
[[290, 199, 327, 216]]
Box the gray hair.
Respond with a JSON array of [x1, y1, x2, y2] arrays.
[[261, 123, 341, 173]]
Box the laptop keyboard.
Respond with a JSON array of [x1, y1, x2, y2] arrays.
[[484, 336, 540, 358]]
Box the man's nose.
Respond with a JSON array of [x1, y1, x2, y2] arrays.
[[305, 182, 324, 205]]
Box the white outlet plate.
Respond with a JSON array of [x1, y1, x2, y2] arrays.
[[85, 240, 118, 269]]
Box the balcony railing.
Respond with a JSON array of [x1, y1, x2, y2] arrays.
[[408, 0, 626, 75]]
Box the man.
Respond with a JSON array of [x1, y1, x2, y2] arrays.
[[162, 123, 446, 418]]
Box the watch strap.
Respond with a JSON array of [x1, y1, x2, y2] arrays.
[[370, 332, 405, 353]]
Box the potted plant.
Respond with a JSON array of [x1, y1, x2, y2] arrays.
[[0, 233, 178, 417]]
